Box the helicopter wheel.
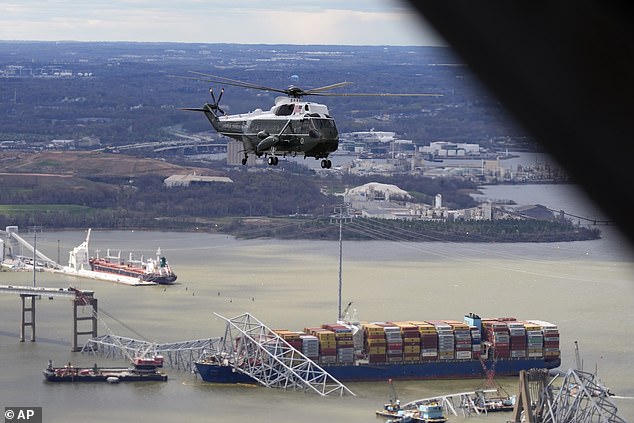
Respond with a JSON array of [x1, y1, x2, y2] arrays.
[[268, 156, 279, 166], [320, 159, 332, 169], [241, 157, 247, 165]]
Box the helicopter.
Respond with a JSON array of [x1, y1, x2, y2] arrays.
[[180, 72, 440, 168]]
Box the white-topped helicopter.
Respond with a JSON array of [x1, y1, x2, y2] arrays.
[[180, 72, 440, 168]]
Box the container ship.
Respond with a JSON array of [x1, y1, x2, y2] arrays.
[[195, 313, 561, 383], [60, 229, 177, 285]]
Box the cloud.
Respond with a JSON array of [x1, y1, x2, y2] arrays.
[[0, 0, 444, 46]]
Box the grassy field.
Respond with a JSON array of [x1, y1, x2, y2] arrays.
[[0, 204, 91, 214]]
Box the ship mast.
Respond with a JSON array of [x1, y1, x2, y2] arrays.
[[336, 203, 351, 321], [338, 206, 343, 321]]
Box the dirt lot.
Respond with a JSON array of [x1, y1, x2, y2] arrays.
[[0, 151, 203, 177]]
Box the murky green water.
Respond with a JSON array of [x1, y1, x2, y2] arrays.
[[1, 185, 633, 422]]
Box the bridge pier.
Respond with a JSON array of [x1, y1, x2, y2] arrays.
[[72, 296, 98, 352], [19, 294, 36, 342], [2, 285, 96, 351]]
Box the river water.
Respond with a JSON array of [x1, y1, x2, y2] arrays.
[[1, 183, 633, 422]]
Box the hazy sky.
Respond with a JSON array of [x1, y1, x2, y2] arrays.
[[0, 0, 445, 46]]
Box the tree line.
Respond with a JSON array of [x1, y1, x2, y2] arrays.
[[0, 168, 480, 231]]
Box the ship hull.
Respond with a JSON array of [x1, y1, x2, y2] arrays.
[[143, 274, 177, 284], [89, 261, 177, 285], [195, 358, 560, 384], [59, 268, 156, 286], [324, 358, 556, 382]]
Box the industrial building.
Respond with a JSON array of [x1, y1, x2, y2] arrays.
[[163, 174, 233, 187]]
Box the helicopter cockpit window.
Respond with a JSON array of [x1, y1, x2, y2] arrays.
[[275, 104, 294, 116]]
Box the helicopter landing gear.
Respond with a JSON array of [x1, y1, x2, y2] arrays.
[[241, 156, 248, 165], [267, 156, 279, 166], [320, 159, 332, 169]]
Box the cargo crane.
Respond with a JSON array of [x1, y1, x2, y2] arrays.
[[479, 354, 498, 388], [384, 379, 401, 412]]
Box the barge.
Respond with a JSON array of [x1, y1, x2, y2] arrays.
[[43, 356, 168, 383]]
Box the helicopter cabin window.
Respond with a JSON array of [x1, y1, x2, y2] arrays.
[[252, 120, 281, 134], [290, 119, 312, 133], [274, 104, 294, 116], [224, 121, 245, 132]]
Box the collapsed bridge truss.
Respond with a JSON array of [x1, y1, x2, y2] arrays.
[[82, 334, 221, 372], [82, 313, 354, 397], [512, 368, 627, 423], [210, 312, 355, 397]]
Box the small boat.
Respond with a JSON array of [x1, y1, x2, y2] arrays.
[[376, 402, 448, 423], [376, 379, 448, 423], [471, 389, 515, 413], [43, 355, 168, 383]]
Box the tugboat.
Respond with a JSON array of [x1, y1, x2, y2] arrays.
[[43, 355, 168, 383]]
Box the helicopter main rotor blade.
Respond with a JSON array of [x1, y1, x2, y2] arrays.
[[187, 71, 288, 94], [316, 92, 443, 97], [174, 72, 442, 98], [305, 81, 353, 93], [168, 75, 213, 82], [179, 107, 207, 112]]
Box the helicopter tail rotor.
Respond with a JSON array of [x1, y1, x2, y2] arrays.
[[209, 87, 226, 115]]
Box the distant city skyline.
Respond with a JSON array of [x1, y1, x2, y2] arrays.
[[0, 1, 445, 46]]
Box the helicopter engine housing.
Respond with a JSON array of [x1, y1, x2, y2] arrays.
[[257, 135, 279, 153]]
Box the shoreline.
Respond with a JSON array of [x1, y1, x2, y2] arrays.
[[5, 217, 600, 243]]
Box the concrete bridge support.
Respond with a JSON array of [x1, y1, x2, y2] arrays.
[[19, 294, 36, 342], [72, 296, 98, 352], [2, 285, 96, 352]]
